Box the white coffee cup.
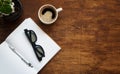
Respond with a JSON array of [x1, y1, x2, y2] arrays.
[[38, 4, 63, 25]]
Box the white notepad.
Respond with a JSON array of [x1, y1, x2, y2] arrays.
[[0, 18, 61, 74]]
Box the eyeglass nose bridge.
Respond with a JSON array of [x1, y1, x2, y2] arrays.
[[31, 42, 36, 47]]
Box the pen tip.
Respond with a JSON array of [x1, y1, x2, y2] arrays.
[[28, 63, 33, 68]]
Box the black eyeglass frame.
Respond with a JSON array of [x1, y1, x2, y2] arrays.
[[24, 29, 45, 62]]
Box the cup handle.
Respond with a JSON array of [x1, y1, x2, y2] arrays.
[[56, 8, 63, 13]]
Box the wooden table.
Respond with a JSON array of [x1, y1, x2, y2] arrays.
[[0, 0, 120, 74]]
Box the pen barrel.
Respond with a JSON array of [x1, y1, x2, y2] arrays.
[[8, 45, 33, 67], [13, 50, 33, 67]]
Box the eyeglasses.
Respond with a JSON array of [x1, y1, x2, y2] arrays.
[[24, 29, 45, 62]]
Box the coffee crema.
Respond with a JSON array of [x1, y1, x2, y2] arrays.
[[41, 11, 53, 22], [42, 8, 56, 19]]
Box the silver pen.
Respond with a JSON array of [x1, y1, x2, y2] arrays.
[[8, 45, 33, 68]]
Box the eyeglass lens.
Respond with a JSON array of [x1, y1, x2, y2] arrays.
[[30, 30, 37, 43]]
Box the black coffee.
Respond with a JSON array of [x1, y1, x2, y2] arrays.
[[42, 8, 56, 19]]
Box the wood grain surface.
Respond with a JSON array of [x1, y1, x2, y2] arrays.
[[0, 0, 120, 74]]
